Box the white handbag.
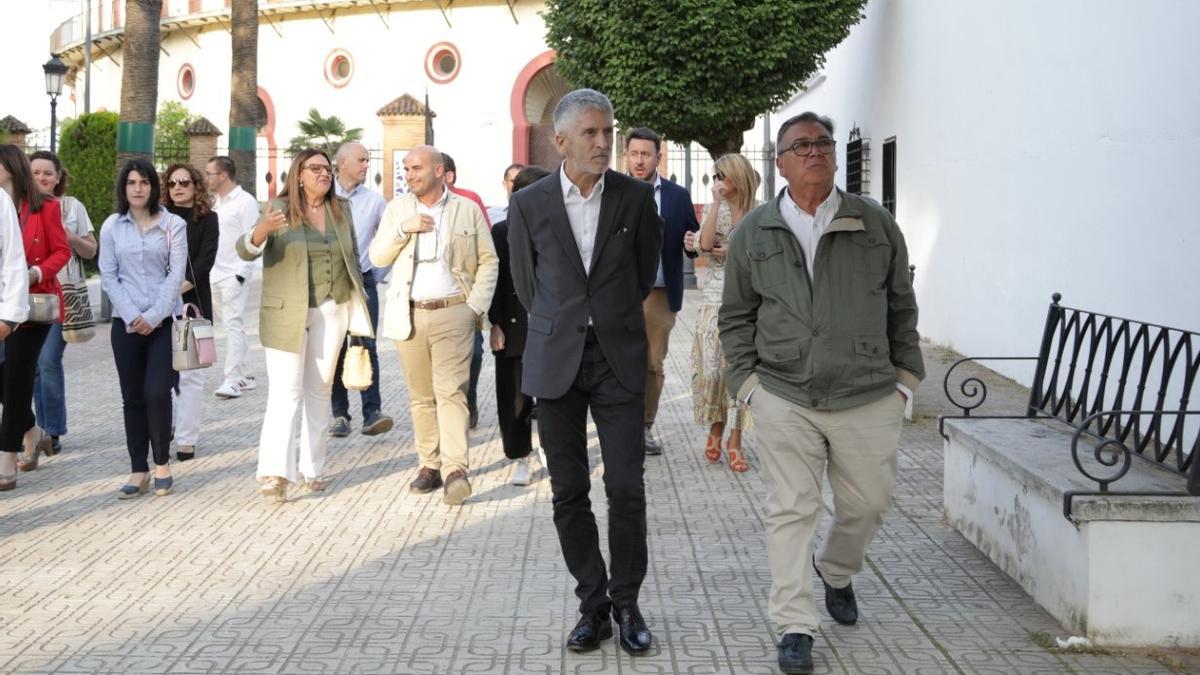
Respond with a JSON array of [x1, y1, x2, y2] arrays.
[[172, 303, 217, 371]]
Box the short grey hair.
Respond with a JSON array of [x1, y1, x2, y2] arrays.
[[334, 141, 365, 165], [553, 88, 614, 134], [776, 112, 836, 148]]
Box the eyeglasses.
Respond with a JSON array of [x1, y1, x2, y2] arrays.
[[166, 179, 193, 188], [778, 138, 837, 157], [713, 171, 726, 182], [303, 163, 333, 175], [415, 205, 446, 263]]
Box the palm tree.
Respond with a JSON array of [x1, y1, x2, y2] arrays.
[[116, 0, 162, 169], [229, 0, 258, 195], [286, 109, 363, 157]]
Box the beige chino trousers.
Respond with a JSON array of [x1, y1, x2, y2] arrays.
[[752, 386, 905, 636], [642, 287, 676, 428], [395, 302, 476, 475]]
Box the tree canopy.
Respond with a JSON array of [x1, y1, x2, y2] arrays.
[[543, 0, 867, 158], [287, 108, 363, 157]]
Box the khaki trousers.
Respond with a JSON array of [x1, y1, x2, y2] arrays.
[[395, 302, 476, 474], [642, 288, 676, 428], [752, 386, 905, 636]]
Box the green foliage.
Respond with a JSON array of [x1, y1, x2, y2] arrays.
[[286, 108, 363, 157], [155, 100, 195, 167], [58, 111, 119, 237], [542, 0, 868, 158]]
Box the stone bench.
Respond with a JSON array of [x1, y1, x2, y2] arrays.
[[939, 294, 1200, 647]]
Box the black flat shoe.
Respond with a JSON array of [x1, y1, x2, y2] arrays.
[[566, 612, 612, 652], [814, 556, 858, 625], [176, 446, 195, 462], [778, 633, 814, 674], [615, 605, 652, 655]]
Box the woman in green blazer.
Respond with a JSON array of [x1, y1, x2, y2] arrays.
[[237, 148, 371, 502]]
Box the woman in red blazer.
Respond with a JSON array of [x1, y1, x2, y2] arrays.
[[0, 145, 69, 489]]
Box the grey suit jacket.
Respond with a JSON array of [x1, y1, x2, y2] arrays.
[[508, 167, 663, 399]]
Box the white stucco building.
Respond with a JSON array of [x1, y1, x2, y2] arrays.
[[50, 0, 568, 204], [748, 0, 1200, 380]]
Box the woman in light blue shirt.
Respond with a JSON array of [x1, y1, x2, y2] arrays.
[[98, 159, 187, 499]]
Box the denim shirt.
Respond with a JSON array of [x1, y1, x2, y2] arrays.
[[335, 181, 386, 274], [99, 209, 188, 331]]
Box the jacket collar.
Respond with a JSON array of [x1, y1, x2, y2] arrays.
[[762, 187, 865, 233]]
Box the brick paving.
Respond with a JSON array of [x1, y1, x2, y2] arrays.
[[0, 282, 1194, 674]]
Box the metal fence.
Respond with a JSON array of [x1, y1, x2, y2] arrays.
[[664, 142, 777, 205]]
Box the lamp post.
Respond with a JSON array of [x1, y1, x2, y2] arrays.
[[43, 55, 68, 152]]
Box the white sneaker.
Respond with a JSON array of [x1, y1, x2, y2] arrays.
[[214, 380, 242, 399], [511, 457, 532, 486], [237, 376, 258, 391]]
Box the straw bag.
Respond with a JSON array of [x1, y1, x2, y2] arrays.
[[341, 336, 373, 391], [60, 257, 95, 343], [172, 303, 216, 371]]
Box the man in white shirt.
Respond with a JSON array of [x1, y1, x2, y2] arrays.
[[328, 142, 394, 437], [205, 156, 261, 399], [368, 146, 498, 506]]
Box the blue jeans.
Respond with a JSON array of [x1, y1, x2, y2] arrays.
[[34, 322, 68, 436], [332, 272, 382, 420]]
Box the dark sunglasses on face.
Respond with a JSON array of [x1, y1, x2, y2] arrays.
[[713, 171, 726, 182], [166, 179, 193, 188]]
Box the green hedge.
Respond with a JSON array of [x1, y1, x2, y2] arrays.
[[58, 112, 118, 248]]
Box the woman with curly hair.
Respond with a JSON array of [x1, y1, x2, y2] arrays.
[[161, 163, 220, 461]]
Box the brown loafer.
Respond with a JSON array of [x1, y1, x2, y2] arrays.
[[410, 467, 443, 494], [443, 470, 471, 506]]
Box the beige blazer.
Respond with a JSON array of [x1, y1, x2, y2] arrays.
[[369, 190, 498, 341]]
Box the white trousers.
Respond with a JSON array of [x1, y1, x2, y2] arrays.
[[213, 275, 251, 381], [256, 299, 349, 484], [173, 368, 207, 446]]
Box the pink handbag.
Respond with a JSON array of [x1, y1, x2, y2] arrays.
[[172, 303, 216, 371]]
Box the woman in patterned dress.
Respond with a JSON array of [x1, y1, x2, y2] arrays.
[[686, 153, 759, 472]]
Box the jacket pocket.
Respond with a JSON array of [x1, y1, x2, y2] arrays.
[[451, 230, 477, 272], [749, 243, 788, 289], [261, 294, 284, 309], [850, 232, 890, 277], [756, 337, 803, 366], [528, 313, 553, 335], [849, 335, 893, 385]]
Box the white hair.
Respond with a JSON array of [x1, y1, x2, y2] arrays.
[[553, 88, 614, 134]]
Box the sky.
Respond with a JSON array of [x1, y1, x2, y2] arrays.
[[0, 0, 88, 145]]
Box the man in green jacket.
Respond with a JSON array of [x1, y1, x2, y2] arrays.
[[718, 112, 924, 675]]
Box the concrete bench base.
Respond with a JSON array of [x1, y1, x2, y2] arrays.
[[942, 418, 1200, 647]]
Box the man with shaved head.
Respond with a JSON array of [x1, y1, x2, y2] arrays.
[[329, 142, 393, 438], [369, 145, 498, 505]]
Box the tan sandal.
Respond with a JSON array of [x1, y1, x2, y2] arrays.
[[727, 446, 750, 473], [260, 477, 287, 503]]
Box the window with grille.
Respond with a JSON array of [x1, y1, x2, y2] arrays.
[[845, 126, 869, 196], [882, 136, 897, 216]]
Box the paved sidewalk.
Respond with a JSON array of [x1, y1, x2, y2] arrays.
[[0, 283, 1194, 674]]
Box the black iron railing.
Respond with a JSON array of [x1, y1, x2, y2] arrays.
[[940, 293, 1199, 512]]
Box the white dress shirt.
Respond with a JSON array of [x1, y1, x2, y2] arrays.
[[0, 189, 29, 325], [410, 188, 462, 301], [211, 185, 261, 283], [779, 187, 840, 279], [560, 164, 605, 276], [335, 180, 387, 275]]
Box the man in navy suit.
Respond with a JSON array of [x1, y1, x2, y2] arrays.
[[625, 128, 700, 455]]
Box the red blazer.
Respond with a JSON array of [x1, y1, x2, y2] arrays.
[[19, 198, 71, 322]]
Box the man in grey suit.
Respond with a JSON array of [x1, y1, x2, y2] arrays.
[[508, 89, 663, 655]]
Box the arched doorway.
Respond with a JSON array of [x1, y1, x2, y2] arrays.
[[256, 86, 278, 199], [510, 50, 569, 169]]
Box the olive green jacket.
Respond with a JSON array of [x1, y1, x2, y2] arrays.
[[718, 189, 924, 411], [236, 197, 370, 353]]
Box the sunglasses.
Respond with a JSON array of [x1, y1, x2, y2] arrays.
[[304, 163, 334, 175], [166, 179, 193, 188], [713, 171, 726, 182]]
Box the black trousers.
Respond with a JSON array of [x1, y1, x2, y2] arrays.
[[111, 320, 175, 472], [495, 354, 533, 460], [538, 334, 647, 616], [0, 324, 51, 454]]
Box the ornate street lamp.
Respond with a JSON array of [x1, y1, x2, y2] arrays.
[[43, 55, 69, 152]]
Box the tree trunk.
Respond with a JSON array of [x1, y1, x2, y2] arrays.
[[116, 0, 162, 173], [229, 0, 259, 196]]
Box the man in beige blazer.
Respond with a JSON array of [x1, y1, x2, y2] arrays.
[[369, 145, 498, 505]]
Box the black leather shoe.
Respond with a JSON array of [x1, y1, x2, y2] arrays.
[[814, 556, 858, 625], [777, 633, 814, 674], [615, 605, 652, 654], [566, 612, 612, 652]]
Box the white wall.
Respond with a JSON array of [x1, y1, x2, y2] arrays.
[[62, 2, 551, 206], [758, 0, 1200, 383]]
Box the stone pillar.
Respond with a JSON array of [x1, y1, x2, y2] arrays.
[[0, 116, 32, 150], [185, 117, 223, 174], [377, 94, 435, 199]]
